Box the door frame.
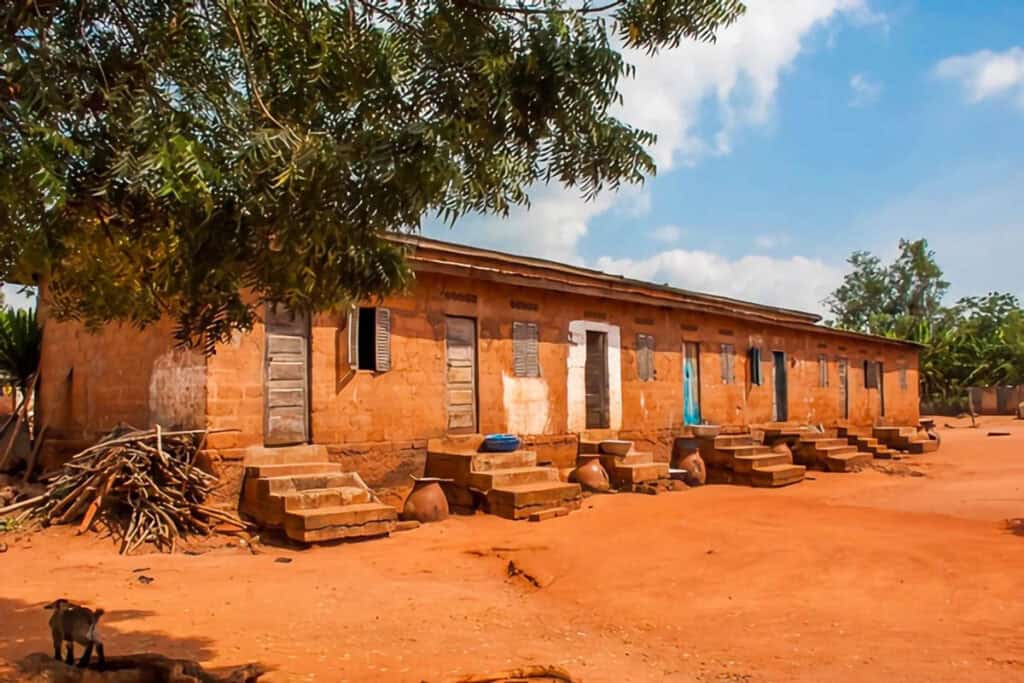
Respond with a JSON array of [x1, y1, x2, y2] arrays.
[[682, 340, 702, 425], [772, 350, 788, 422], [838, 357, 849, 420], [584, 329, 611, 429], [263, 305, 311, 447], [444, 315, 479, 435]]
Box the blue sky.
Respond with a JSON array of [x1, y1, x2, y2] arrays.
[[4, 1, 1021, 315], [425, 0, 1024, 315]]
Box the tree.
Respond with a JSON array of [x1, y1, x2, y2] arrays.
[[1, 0, 745, 350], [0, 307, 41, 390], [824, 238, 949, 338]]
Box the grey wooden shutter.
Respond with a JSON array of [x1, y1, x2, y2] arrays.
[[513, 322, 539, 378], [374, 307, 391, 372], [636, 334, 655, 381], [818, 354, 828, 387], [750, 347, 762, 385], [864, 360, 878, 388], [721, 344, 734, 384], [347, 307, 359, 370]]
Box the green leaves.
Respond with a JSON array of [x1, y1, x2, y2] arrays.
[[1, 0, 744, 349], [0, 306, 41, 390]]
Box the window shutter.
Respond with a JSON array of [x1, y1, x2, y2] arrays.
[[899, 365, 908, 391], [818, 354, 828, 387], [749, 347, 762, 385], [720, 344, 734, 384], [374, 308, 391, 372], [347, 307, 359, 370], [864, 360, 878, 389], [636, 334, 655, 381], [513, 322, 539, 377]]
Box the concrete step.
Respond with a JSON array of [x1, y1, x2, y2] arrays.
[[277, 486, 372, 511], [732, 452, 793, 474], [703, 444, 773, 469], [243, 444, 329, 465], [282, 502, 397, 543], [471, 450, 537, 472], [905, 438, 939, 454], [799, 437, 849, 449], [824, 452, 873, 473], [874, 426, 918, 441], [244, 462, 344, 478], [810, 444, 859, 456], [713, 434, 758, 448], [487, 481, 582, 520], [750, 464, 806, 488], [607, 462, 669, 485], [468, 466, 558, 490], [257, 472, 361, 496], [598, 451, 655, 466]]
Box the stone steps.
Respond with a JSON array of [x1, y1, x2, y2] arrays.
[[244, 462, 343, 479], [750, 464, 806, 488], [732, 452, 792, 474], [487, 481, 583, 520], [282, 502, 397, 543], [824, 451, 873, 473], [468, 465, 558, 490], [605, 461, 670, 485]]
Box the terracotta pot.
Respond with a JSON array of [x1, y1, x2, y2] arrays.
[[771, 442, 792, 458], [679, 453, 706, 486], [401, 479, 449, 524], [571, 458, 610, 492]]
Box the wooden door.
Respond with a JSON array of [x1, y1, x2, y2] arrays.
[[878, 362, 885, 417], [838, 358, 849, 419], [682, 341, 701, 425], [264, 305, 310, 446], [772, 351, 788, 422], [445, 317, 478, 434], [585, 331, 610, 429]]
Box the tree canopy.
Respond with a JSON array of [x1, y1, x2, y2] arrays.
[[825, 239, 1024, 407], [1, 0, 745, 349]]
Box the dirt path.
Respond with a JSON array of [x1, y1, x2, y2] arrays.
[[2, 418, 1023, 682]]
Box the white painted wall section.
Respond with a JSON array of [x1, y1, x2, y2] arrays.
[[501, 373, 550, 435], [566, 320, 622, 433], [149, 348, 207, 429]]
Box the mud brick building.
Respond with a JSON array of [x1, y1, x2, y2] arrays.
[[36, 236, 920, 497]]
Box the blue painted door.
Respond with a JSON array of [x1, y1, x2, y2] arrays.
[[683, 342, 701, 425]]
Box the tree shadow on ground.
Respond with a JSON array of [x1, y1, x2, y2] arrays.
[[0, 596, 266, 677]]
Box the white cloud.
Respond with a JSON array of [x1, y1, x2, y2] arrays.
[[934, 46, 1024, 108], [431, 1, 882, 265], [594, 250, 845, 315], [849, 72, 882, 107], [649, 225, 683, 243]]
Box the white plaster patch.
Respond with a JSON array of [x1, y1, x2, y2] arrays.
[[566, 320, 622, 433], [501, 373, 550, 435], [149, 348, 207, 429]]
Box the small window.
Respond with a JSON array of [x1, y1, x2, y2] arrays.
[[899, 365, 908, 391], [749, 347, 763, 385], [348, 307, 391, 372], [864, 360, 879, 389], [818, 354, 829, 388], [636, 334, 656, 381], [720, 343, 735, 384], [513, 322, 540, 377]]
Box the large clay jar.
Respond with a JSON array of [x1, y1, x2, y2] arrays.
[[401, 479, 449, 523], [571, 458, 611, 492], [679, 453, 706, 486]]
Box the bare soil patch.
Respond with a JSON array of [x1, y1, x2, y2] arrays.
[[2, 417, 1023, 682]]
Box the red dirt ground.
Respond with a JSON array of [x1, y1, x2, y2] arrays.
[[2, 417, 1023, 682]]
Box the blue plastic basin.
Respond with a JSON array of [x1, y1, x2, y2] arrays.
[[482, 434, 521, 452]]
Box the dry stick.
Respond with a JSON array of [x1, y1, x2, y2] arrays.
[[0, 372, 35, 472], [0, 408, 25, 472], [67, 428, 238, 461], [0, 494, 45, 516], [22, 422, 48, 483], [77, 473, 116, 535]]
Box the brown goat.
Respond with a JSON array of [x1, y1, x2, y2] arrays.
[[43, 598, 105, 669]]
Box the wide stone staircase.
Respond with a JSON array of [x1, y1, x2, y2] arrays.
[[239, 445, 397, 543], [425, 435, 581, 520], [761, 426, 872, 472], [695, 431, 805, 487], [836, 425, 899, 459], [873, 426, 940, 454], [577, 437, 669, 488]]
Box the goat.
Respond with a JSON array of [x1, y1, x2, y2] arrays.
[[43, 598, 105, 669]]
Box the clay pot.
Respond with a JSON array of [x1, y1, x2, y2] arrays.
[[771, 442, 792, 458], [678, 453, 706, 486], [571, 458, 610, 492], [401, 478, 449, 524]]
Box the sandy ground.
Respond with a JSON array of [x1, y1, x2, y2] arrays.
[[1, 416, 1023, 682]]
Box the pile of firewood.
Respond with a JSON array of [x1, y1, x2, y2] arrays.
[[0, 426, 246, 554]]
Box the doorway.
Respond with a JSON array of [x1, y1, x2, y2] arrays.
[[878, 362, 885, 417], [772, 351, 788, 422], [264, 305, 310, 446], [585, 331, 610, 429], [838, 358, 849, 420], [682, 341, 701, 425], [445, 317, 478, 434]]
